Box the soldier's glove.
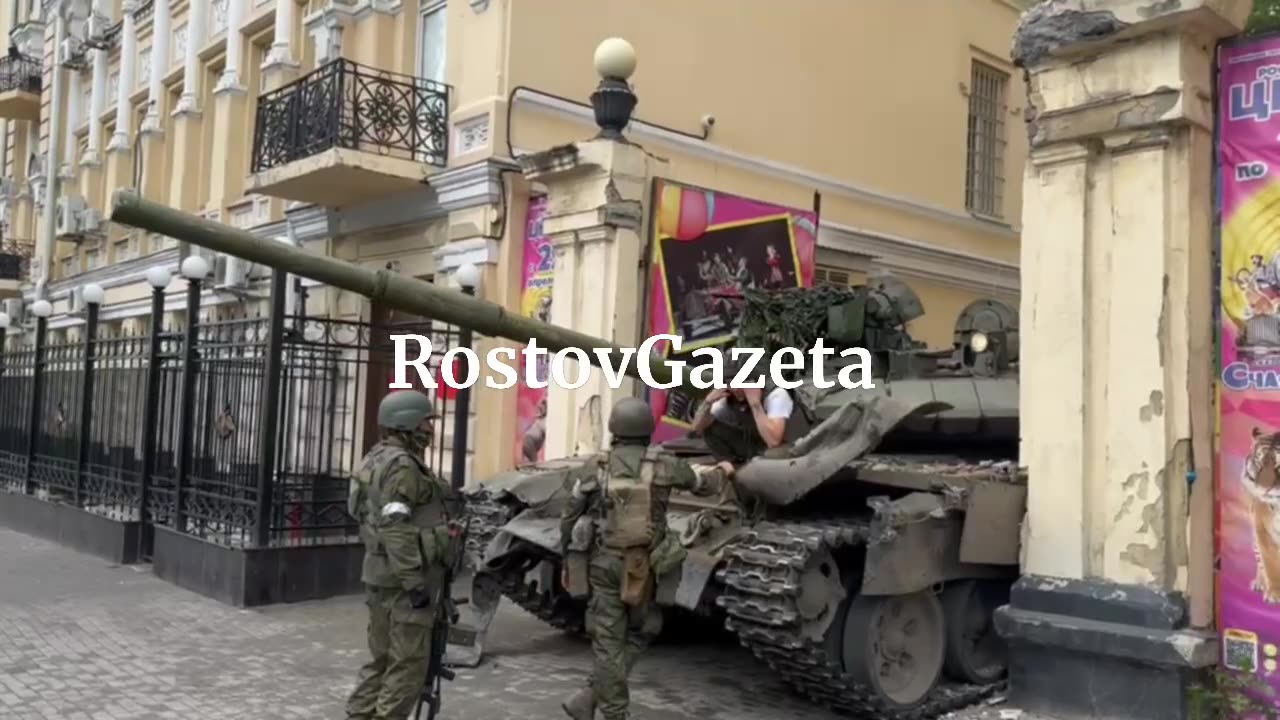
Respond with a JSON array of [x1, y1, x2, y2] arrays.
[[409, 586, 432, 609]]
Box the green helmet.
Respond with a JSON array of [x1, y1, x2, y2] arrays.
[[378, 390, 437, 431], [608, 397, 655, 440]]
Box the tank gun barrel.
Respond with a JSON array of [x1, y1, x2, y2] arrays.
[[109, 189, 695, 394]]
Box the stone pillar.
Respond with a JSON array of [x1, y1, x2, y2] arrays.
[[261, 0, 298, 90], [216, 0, 245, 91], [208, 0, 246, 213], [81, 48, 107, 165], [61, 69, 82, 180], [431, 163, 531, 482], [518, 140, 666, 458], [105, 1, 137, 197], [176, 0, 206, 113], [995, 3, 1249, 719], [141, 0, 169, 133], [169, 0, 207, 210]]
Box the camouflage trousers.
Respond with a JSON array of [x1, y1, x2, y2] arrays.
[[345, 584, 435, 720], [586, 549, 664, 720]]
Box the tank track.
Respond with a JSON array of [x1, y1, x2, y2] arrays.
[[715, 519, 1004, 719], [464, 490, 586, 634]]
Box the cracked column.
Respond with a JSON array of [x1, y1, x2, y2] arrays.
[[518, 140, 668, 459], [169, 0, 207, 210], [995, 2, 1250, 719]]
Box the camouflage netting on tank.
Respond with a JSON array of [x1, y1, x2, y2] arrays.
[[736, 285, 867, 356]]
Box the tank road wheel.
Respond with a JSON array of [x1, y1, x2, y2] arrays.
[[942, 579, 1011, 684], [795, 547, 848, 643], [843, 590, 946, 710]]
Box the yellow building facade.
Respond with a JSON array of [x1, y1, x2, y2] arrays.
[[0, 0, 1027, 482]]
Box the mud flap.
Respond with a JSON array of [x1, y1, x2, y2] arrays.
[[442, 566, 502, 668], [733, 396, 953, 506]]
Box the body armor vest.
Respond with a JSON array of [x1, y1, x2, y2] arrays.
[[702, 378, 814, 464], [599, 445, 665, 550], [349, 439, 447, 587]]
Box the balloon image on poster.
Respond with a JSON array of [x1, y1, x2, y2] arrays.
[[644, 179, 818, 443], [1216, 35, 1280, 713]]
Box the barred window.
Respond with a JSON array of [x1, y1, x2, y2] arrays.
[[965, 60, 1008, 219]]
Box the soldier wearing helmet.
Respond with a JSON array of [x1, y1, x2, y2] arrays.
[[345, 390, 458, 720], [559, 396, 726, 720]]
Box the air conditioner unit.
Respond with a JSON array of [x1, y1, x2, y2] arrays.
[[85, 11, 111, 43], [80, 207, 104, 234], [58, 37, 87, 69], [215, 253, 249, 289], [56, 195, 87, 238], [69, 287, 85, 314], [3, 298, 23, 322]]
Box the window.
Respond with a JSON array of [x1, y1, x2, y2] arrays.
[[418, 2, 446, 85], [965, 60, 1008, 219]]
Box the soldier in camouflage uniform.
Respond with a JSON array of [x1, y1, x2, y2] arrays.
[[345, 390, 459, 720], [559, 397, 727, 720], [689, 356, 812, 474]]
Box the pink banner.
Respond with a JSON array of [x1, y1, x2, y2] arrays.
[[1216, 36, 1280, 713], [644, 178, 817, 444], [513, 196, 551, 465]]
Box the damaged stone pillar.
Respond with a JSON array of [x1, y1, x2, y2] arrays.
[[998, 2, 1251, 719], [518, 140, 667, 458]]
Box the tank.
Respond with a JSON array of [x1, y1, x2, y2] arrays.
[[108, 191, 1027, 720], [460, 274, 1025, 719]]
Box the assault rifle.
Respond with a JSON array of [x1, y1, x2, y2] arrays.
[[413, 515, 472, 720]]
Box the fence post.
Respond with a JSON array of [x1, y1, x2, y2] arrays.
[[73, 286, 103, 507], [254, 271, 287, 547], [24, 305, 50, 496], [137, 271, 169, 549], [173, 265, 204, 533], [450, 268, 478, 490]]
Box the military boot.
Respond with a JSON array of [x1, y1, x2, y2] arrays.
[[561, 686, 596, 720]]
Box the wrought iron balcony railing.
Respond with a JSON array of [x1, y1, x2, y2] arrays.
[[0, 238, 34, 282], [0, 53, 41, 95], [251, 59, 450, 173]]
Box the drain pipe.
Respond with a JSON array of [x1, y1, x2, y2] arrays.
[[35, 4, 67, 303]]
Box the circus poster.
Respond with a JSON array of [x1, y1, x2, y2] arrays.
[[644, 178, 818, 444], [1215, 35, 1280, 713], [513, 195, 552, 465]]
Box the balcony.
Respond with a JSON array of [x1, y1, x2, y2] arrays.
[[0, 238, 33, 298], [249, 59, 450, 207], [0, 53, 42, 121]]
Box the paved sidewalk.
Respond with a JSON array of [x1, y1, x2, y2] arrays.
[[0, 527, 1043, 720], [0, 528, 860, 719]]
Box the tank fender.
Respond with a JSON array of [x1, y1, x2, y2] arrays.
[[481, 509, 564, 562], [734, 396, 953, 506], [861, 492, 1011, 596]]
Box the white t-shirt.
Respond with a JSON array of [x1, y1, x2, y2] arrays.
[[710, 388, 794, 423]]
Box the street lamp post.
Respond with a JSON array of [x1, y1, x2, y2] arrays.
[[0, 310, 9, 381], [172, 255, 208, 533], [450, 262, 480, 491], [74, 281, 103, 506], [138, 265, 170, 551]]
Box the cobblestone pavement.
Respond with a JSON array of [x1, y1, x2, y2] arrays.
[[0, 527, 1035, 720]]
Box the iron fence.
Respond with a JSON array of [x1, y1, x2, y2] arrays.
[[0, 286, 465, 551], [250, 58, 450, 173], [0, 52, 41, 95]]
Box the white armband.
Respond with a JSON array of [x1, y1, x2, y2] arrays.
[[381, 501, 411, 519]]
